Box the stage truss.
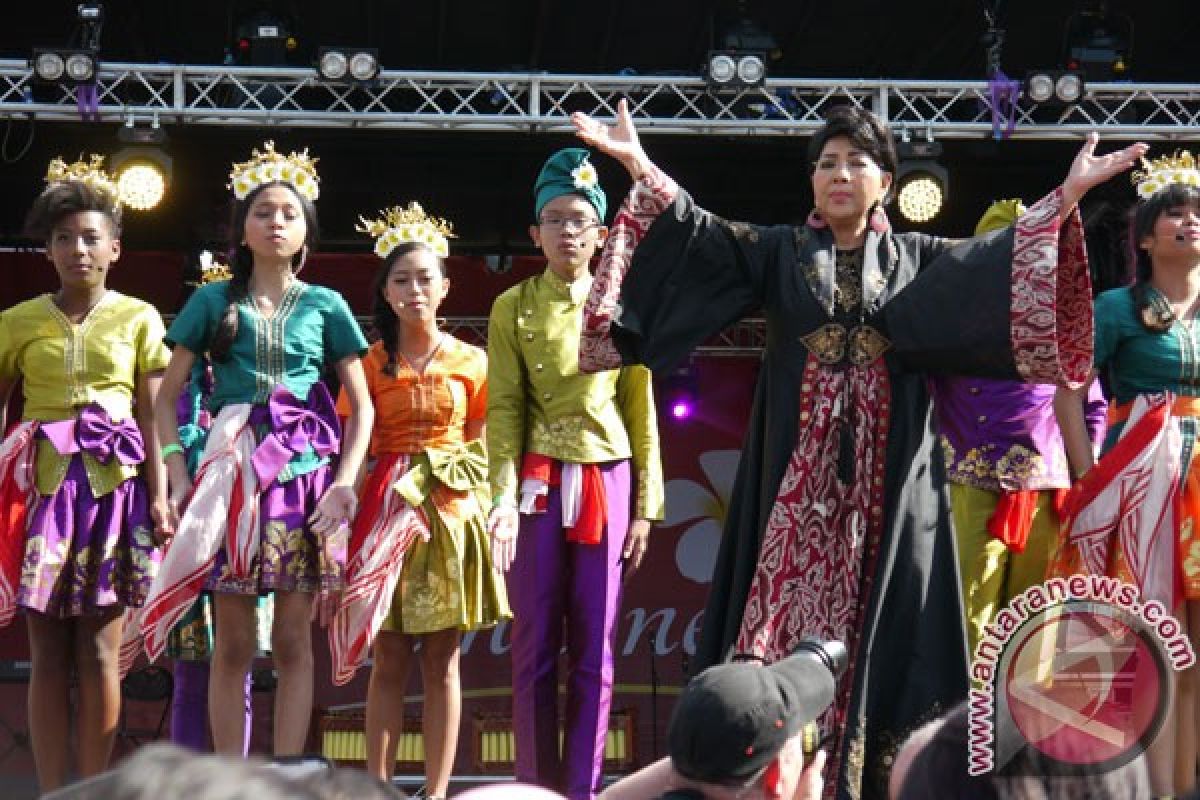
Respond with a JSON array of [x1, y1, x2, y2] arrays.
[[3, 60, 1200, 140]]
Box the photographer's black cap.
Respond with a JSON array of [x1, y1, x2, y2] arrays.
[[667, 651, 837, 783]]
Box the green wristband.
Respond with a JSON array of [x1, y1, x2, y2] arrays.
[[160, 443, 184, 460]]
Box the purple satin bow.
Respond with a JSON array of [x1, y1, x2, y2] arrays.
[[250, 383, 341, 487], [40, 405, 145, 466]]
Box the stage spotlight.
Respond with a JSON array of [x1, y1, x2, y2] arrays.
[[1025, 72, 1055, 103], [111, 147, 172, 211], [316, 47, 380, 83], [348, 50, 380, 82], [1055, 72, 1084, 103], [895, 139, 947, 224], [317, 49, 347, 80], [30, 48, 97, 85], [736, 54, 766, 85], [233, 10, 297, 66], [1024, 70, 1086, 105], [705, 51, 767, 90], [1064, 5, 1132, 80], [663, 358, 699, 423]]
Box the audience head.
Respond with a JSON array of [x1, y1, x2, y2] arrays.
[[891, 703, 1152, 800], [665, 639, 845, 798]]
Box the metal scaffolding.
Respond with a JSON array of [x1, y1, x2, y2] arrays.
[[5, 60, 1200, 139]]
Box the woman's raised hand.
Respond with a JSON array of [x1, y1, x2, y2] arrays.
[[572, 98, 653, 179], [1062, 132, 1148, 210]]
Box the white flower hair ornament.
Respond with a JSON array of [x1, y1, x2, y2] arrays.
[[571, 160, 599, 191], [356, 202, 455, 260], [228, 141, 320, 202], [1133, 150, 1200, 200]]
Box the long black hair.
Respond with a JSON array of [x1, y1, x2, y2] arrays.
[[1128, 182, 1200, 333], [25, 180, 122, 240], [370, 241, 446, 377], [209, 181, 319, 362]]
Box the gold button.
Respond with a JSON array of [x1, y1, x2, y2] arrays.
[[525, 332, 534, 341], [977, 415, 987, 423], [799, 411, 810, 421], [969, 386, 981, 395], [535, 363, 544, 372], [542, 392, 552, 401], [524, 309, 534, 316]]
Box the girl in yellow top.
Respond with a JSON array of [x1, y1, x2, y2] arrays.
[[331, 203, 509, 800], [0, 158, 170, 791]]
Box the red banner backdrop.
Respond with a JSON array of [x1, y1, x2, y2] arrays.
[[0, 250, 759, 780]]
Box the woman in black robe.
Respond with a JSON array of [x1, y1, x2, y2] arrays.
[[571, 101, 1145, 799]]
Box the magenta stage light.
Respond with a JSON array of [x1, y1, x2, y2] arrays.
[[671, 400, 694, 420]]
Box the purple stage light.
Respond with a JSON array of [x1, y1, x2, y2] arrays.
[[671, 400, 693, 420]]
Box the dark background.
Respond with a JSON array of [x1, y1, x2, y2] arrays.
[[0, 1, 1191, 264]]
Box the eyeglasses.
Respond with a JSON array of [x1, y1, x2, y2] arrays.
[[538, 215, 601, 233]]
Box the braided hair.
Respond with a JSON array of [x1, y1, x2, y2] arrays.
[[370, 241, 446, 377], [210, 181, 318, 362]]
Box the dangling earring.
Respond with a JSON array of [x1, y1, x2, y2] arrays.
[[806, 209, 828, 229], [868, 205, 890, 233]]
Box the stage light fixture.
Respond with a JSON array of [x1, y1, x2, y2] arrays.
[[233, 11, 297, 66], [705, 51, 767, 90], [895, 139, 947, 224], [1055, 72, 1084, 103], [663, 358, 699, 423], [316, 47, 380, 84], [30, 48, 97, 85], [1064, 5, 1132, 80], [1024, 70, 1086, 105], [111, 146, 172, 212]]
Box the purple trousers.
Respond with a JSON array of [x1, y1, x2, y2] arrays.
[[509, 459, 630, 800], [171, 661, 252, 754]]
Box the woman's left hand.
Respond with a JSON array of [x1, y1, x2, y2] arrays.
[[310, 484, 357, 535], [1062, 133, 1149, 209]]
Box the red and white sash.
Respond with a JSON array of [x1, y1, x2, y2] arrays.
[[128, 404, 258, 670], [0, 422, 40, 627]]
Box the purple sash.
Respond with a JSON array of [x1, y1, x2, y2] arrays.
[[248, 383, 340, 487], [40, 405, 145, 466]]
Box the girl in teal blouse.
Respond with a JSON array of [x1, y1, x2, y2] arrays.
[[1057, 173, 1200, 797], [145, 144, 373, 756]]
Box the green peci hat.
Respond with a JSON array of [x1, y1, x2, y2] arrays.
[[533, 147, 607, 221]]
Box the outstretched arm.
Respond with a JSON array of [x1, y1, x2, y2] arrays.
[[1059, 133, 1147, 220], [573, 98, 656, 182]]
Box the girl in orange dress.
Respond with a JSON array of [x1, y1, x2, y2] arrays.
[[331, 203, 509, 799]]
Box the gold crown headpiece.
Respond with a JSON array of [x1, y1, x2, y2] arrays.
[[1132, 151, 1200, 199], [198, 250, 232, 284], [229, 141, 320, 202], [45, 154, 119, 203], [356, 202, 455, 260]]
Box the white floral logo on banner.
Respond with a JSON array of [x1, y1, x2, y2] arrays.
[[665, 449, 740, 585]]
